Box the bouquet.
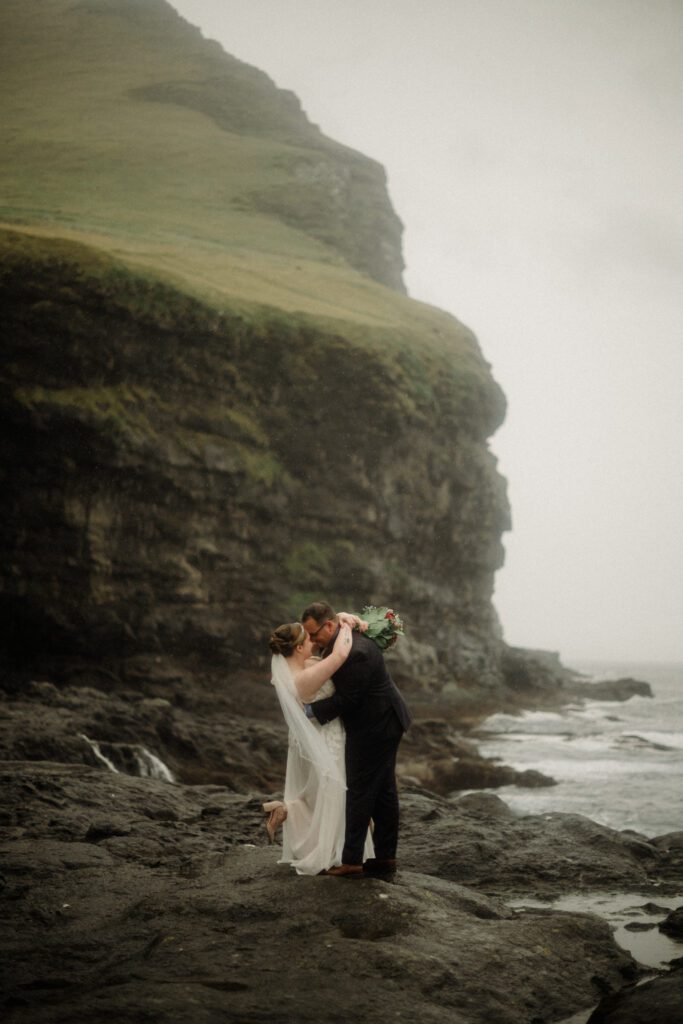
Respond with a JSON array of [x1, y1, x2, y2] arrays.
[[356, 606, 404, 651]]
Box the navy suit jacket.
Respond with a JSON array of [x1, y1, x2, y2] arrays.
[[310, 631, 411, 740]]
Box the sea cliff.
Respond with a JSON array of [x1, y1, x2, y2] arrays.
[[2, 4, 680, 1024], [1, 0, 511, 703]]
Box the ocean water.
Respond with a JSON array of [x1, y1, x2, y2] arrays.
[[479, 662, 683, 1000], [476, 661, 683, 838]]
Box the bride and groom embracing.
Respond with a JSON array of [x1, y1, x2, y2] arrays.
[[265, 601, 412, 877]]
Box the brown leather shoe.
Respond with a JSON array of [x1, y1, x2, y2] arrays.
[[324, 864, 364, 877], [363, 857, 397, 875]]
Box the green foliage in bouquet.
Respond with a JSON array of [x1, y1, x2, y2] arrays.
[[357, 606, 404, 651]]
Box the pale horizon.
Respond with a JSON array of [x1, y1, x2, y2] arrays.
[[171, 0, 683, 664]]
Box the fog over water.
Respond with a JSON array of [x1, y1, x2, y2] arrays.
[[171, 0, 683, 663]]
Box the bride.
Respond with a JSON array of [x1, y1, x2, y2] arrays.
[[265, 614, 374, 875]]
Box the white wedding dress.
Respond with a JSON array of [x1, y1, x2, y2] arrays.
[[270, 654, 374, 875]]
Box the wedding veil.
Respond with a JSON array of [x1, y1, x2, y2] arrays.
[[270, 654, 345, 787]]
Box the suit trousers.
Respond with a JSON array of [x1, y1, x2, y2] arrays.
[[341, 726, 402, 865]]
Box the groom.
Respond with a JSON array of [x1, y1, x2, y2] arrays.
[[301, 601, 412, 877]]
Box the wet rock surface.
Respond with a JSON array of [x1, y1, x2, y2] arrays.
[[0, 761, 655, 1024], [0, 644, 669, 1024], [0, 676, 286, 791], [4, 671, 679, 1023], [565, 678, 654, 702], [659, 906, 683, 938], [399, 791, 682, 898], [0, 680, 558, 796], [586, 968, 683, 1023]]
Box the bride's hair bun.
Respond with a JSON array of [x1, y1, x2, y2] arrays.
[[269, 622, 307, 657]]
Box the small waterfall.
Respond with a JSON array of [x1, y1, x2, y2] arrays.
[[134, 746, 176, 783], [79, 734, 175, 782], [79, 733, 120, 773]]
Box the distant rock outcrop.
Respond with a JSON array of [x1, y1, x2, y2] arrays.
[[567, 678, 653, 701]]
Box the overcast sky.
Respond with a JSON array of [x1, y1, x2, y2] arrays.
[[171, 0, 682, 664]]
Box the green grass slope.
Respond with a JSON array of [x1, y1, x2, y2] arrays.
[[0, 0, 413, 314], [0, 0, 502, 373]]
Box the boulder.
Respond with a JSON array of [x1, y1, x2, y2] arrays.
[[399, 792, 666, 896], [567, 678, 653, 702], [659, 907, 683, 938], [587, 969, 683, 1024]]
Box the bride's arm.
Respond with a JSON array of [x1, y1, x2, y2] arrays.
[[293, 624, 353, 702], [338, 611, 368, 633]]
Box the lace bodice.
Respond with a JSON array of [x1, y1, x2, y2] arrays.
[[311, 678, 335, 701], [307, 678, 344, 761]]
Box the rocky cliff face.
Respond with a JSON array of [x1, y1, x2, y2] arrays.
[[0, 0, 513, 702], [1, 230, 507, 696]]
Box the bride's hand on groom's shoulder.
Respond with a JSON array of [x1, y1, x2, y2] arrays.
[[338, 611, 368, 633]]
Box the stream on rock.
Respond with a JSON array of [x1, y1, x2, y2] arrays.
[[79, 733, 176, 782], [509, 891, 683, 969], [513, 890, 683, 1024]]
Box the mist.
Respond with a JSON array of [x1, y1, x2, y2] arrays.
[[171, 0, 683, 663]]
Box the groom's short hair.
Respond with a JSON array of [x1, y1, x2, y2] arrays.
[[301, 601, 337, 625]]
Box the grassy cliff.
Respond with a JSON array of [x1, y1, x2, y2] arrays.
[[0, 0, 510, 697], [1, 0, 407, 300]]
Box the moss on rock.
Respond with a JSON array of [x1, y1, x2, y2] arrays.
[[1, 229, 508, 691]]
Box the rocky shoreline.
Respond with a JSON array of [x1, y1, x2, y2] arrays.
[[1, 758, 681, 1024], [0, 665, 575, 796], [2, 671, 681, 1023]]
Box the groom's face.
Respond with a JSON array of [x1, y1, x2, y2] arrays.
[[303, 616, 335, 651]]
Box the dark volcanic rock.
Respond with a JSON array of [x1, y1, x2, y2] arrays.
[[0, 228, 509, 700], [0, 762, 640, 1024], [637, 901, 672, 915], [0, 678, 288, 790], [399, 791, 674, 897], [500, 646, 571, 703], [586, 968, 683, 1024], [0, 678, 561, 798], [392, 717, 557, 793], [567, 678, 653, 702], [651, 833, 683, 880], [414, 755, 555, 792], [659, 906, 683, 938], [499, 651, 653, 710]]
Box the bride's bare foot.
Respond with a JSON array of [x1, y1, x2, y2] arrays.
[[262, 800, 287, 843]]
